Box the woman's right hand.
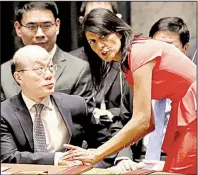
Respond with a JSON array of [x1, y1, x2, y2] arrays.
[[62, 144, 102, 165]]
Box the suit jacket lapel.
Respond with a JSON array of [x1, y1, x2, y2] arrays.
[[11, 93, 34, 150], [53, 47, 67, 81], [52, 94, 73, 138], [12, 93, 73, 150]]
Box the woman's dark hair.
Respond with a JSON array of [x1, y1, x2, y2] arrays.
[[81, 8, 133, 90]]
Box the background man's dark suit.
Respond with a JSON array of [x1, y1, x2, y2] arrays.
[[1, 92, 110, 165], [70, 47, 134, 161], [1, 47, 94, 110]]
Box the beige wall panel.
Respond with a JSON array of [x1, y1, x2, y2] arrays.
[[131, 2, 196, 38]]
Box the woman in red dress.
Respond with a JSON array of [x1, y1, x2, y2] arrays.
[[63, 8, 196, 174]]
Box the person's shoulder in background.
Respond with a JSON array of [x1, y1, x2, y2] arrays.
[[69, 47, 88, 62], [186, 36, 197, 64]]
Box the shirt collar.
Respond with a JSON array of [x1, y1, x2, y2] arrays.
[[22, 92, 53, 111], [49, 44, 57, 59]]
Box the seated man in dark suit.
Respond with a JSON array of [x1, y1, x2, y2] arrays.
[[1, 1, 94, 113], [1, 45, 111, 166], [70, 2, 139, 171]]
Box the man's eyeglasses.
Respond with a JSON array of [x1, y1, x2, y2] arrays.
[[20, 22, 55, 32], [17, 64, 58, 76]]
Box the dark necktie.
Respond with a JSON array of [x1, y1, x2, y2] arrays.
[[33, 104, 47, 152]]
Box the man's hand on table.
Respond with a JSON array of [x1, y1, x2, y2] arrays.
[[108, 159, 165, 172], [108, 157, 144, 171], [142, 159, 165, 171]]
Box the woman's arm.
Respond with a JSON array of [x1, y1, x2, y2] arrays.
[[96, 59, 156, 161], [63, 59, 156, 165]]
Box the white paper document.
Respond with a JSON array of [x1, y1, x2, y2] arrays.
[[1, 167, 10, 172]]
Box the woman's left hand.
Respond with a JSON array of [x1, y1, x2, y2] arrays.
[[62, 144, 101, 165]]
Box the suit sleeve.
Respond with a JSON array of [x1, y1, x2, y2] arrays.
[[1, 116, 55, 165], [120, 80, 133, 125], [79, 93, 116, 168], [109, 79, 133, 132], [109, 80, 134, 161], [69, 47, 88, 61], [72, 63, 95, 113]]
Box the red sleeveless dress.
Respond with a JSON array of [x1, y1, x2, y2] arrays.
[[125, 37, 197, 174]]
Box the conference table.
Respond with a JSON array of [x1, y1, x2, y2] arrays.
[[1, 163, 91, 174], [1, 163, 184, 174]]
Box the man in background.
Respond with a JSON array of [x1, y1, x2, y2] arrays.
[[1, 1, 94, 112]]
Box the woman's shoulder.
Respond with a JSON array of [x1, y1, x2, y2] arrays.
[[130, 37, 164, 57], [128, 36, 164, 72], [132, 35, 164, 47]]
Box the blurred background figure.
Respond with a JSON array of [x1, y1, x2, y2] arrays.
[[1, 1, 131, 64]]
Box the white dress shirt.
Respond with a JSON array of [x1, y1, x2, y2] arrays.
[[144, 99, 171, 161], [49, 44, 57, 59], [22, 93, 70, 164]]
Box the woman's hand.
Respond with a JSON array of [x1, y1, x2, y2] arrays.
[[62, 144, 102, 165]]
